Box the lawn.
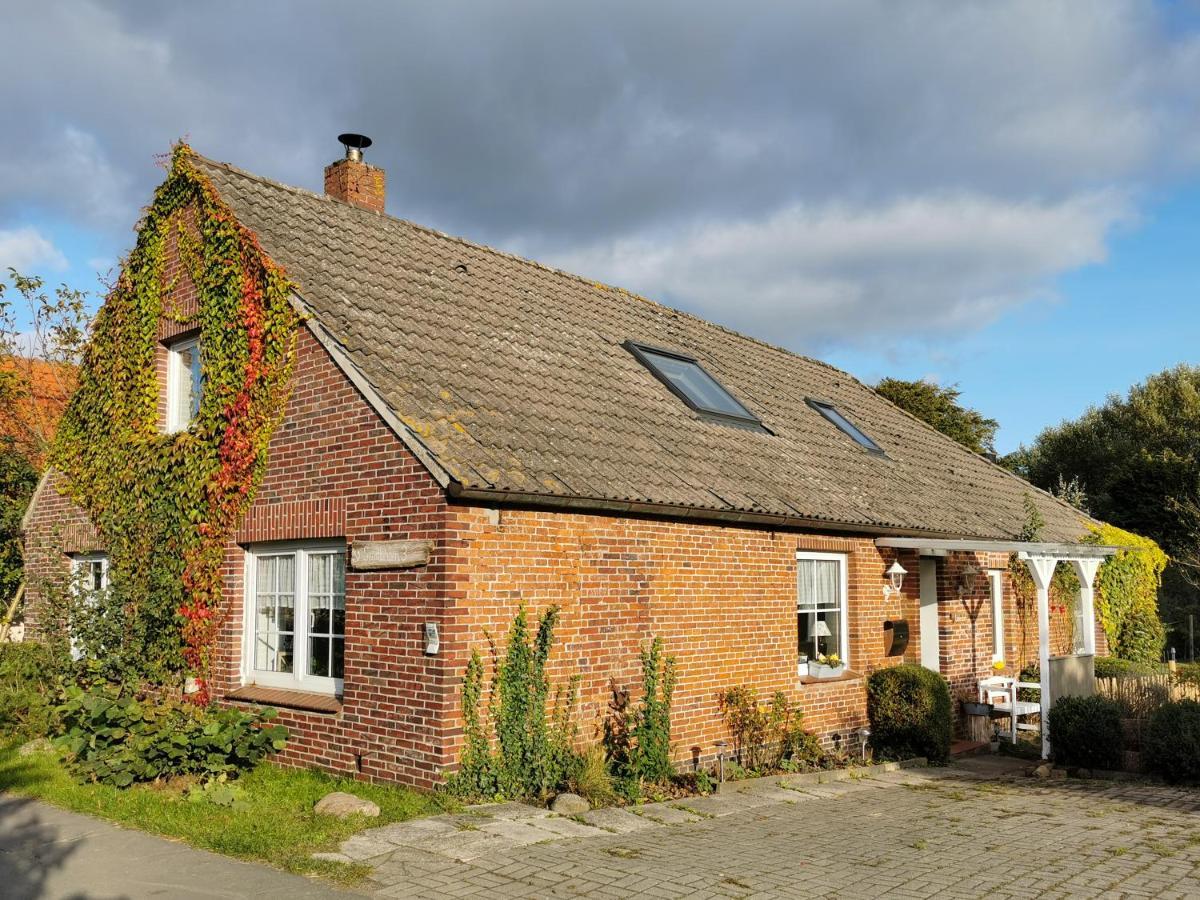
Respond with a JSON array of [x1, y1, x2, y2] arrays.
[[0, 739, 450, 884]]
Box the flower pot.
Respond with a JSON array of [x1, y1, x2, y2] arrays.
[[808, 663, 844, 679]]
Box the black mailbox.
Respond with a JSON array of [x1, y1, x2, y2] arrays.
[[883, 619, 909, 657]]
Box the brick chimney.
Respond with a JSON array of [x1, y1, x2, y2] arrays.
[[324, 133, 385, 213]]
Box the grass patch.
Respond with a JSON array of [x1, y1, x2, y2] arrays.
[[0, 739, 446, 884]]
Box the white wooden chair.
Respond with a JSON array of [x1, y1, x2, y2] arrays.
[[978, 676, 1041, 743]]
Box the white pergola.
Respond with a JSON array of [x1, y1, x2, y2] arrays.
[[875, 537, 1120, 758]]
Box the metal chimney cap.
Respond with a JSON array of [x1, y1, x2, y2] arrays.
[[337, 133, 373, 162]]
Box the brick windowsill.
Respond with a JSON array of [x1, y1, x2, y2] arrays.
[[225, 685, 343, 714], [798, 670, 863, 687]]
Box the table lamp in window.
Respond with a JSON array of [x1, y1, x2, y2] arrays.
[[812, 619, 832, 659]]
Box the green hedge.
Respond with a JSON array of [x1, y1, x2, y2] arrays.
[[0, 643, 62, 738], [1143, 700, 1200, 783], [1047, 695, 1123, 770], [1093, 656, 1165, 679], [866, 665, 951, 765]]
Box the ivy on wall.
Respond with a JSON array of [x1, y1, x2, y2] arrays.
[[49, 143, 298, 701], [1085, 523, 1168, 664]]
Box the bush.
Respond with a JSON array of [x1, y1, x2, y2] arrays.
[[444, 606, 580, 802], [1174, 662, 1200, 686], [1047, 695, 1123, 770], [1093, 656, 1165, 679], [54, 683, 287, 787], [1143, 699, 1200, 783], [867, 665, 952, 764], [718, 686, 826, 773], [604, 636, 677, 785], [0, 642, 63, 738], [568, 744, 615, 805]]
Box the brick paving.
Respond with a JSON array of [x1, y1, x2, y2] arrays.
[[342, 757, 1200, 898]]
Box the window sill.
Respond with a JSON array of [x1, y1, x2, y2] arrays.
[[798, 670, 862, 686], [226, 685, 343, 714]]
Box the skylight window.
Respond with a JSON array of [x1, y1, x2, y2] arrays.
[[808, 399, 885, 455], [626, 341, 763, 429]]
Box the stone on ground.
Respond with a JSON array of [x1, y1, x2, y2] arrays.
[[314, 791, 381, 819], [17, 737, 54, 757], [550, 792, 590, 814]]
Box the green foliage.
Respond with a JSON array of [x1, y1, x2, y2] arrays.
[[1093, 656, 1165, 679], [1006, 365, 1200, 646], [1085, 523, 1167, 664], [875, 377, 999, 456], [1047, 695, 1123, 770], [45, 144, 299, 692], [1143, 699, 1200, 783], [445, 606, 580, 802], [0, 642, 65, 737], [866, 665, 952, 765], [717, 686, 825, 773], [602, 637, 678, 785], [54, 682, 286, 787], [0, 439, 37, 622], [632, 636, 677, 782]]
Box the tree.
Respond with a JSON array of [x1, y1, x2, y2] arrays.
[[0, 268, 91, 636], [1009, 365, 1200, 653], [0, 268, 89, 466], [875, 377, 999, 456]]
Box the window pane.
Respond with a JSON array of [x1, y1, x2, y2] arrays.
[[799, 610, 841, 659], [310, 637, 330, 677], [810, 401, 884, 453], [311, 606, 331, 635], [332, 637, 344, 679], [798, 559, 840, 610], [254, 553, 295, 674], [333, 608, 346, 636], [631, 345, 758, 421], [189, 343, 203, 418], [277, 634, 294, 673]]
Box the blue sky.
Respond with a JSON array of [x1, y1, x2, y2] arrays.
[[3, 1, 1199, 456]]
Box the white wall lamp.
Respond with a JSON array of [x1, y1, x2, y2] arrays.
[[883, 561, 907, 599]]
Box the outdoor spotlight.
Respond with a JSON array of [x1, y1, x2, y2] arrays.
[[958, 562, 981, 597], [883, 561, 907, 598], [857, 726, 871, 762]]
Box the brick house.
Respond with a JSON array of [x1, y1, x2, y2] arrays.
[[23, 141, 1112, 787]]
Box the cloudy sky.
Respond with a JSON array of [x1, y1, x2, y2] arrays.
[[3, 0, 1199, 452]]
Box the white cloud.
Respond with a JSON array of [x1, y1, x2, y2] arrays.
[[0, 227, 68, 272], [546, 190, 1133, 349]]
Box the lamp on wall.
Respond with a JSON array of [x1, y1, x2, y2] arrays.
[[883, 561, 907, 599], [958, 562, 982, 597]]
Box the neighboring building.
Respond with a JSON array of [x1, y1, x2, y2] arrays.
[[23, 141, 1108, 787]]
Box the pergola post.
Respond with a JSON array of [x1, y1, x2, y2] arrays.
[[1071, 558, 1100, 656], [1025, 555, 1057, 760]]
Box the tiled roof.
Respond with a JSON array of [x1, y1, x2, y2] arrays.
[[193, 153, 1092, 543]]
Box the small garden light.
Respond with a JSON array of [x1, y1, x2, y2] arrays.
[[857, 726, 871, 763]]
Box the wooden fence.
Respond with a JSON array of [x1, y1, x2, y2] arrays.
[[1094, 674, 1200, 718]]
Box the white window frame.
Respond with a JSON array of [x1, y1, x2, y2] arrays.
[[989, 569, 1005, 663], [796, 550, 850, 673], [165, 335, 202, 433], [69, 552, 109, 660], [242, 541, 346, 696]]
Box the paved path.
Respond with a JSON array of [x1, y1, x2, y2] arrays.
[[0, 794, 357, 900], [345, 757, 1200, 898]]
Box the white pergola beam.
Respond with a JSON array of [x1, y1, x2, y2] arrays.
[[1024, 555, 1057, 760]]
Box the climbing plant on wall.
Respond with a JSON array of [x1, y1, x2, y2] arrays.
[[49, 143, 299, 700]]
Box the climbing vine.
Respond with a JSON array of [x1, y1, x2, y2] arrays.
[[50, 143, 298, 700]]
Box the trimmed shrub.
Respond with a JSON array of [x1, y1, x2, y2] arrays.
[[1143, 699, 1200, 783], [55, 683, 287, 787], [1047, 695, 1123, 770], [1093, 656, 1165, 679], [0, 642, 63, 738], [867, 665, 952, 764]]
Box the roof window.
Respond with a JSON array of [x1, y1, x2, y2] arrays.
[[626, 341, 763, 430], [807, 399, 885, 455]]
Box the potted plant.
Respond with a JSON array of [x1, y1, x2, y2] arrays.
[[809, 654, 844, 679]]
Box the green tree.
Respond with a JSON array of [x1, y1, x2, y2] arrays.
[[1008, 365, 1200, 652], [875, 378, 999, 456], [0, 439, 38, 635]]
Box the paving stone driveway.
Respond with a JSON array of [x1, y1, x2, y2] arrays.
[[347, 757, 1200, 898]]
